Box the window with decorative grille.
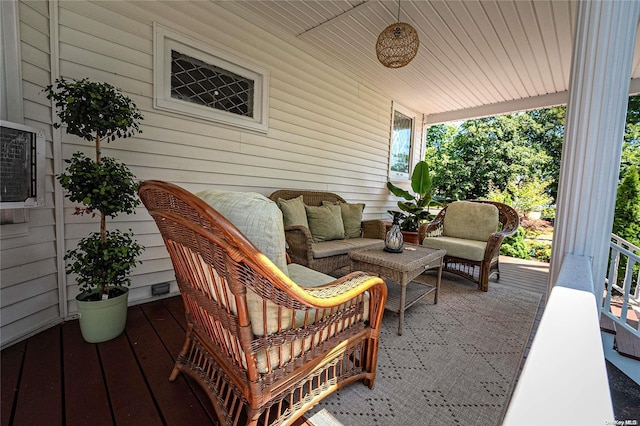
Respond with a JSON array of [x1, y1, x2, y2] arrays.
[[170, 51, 255, 118], [154, 24, 268, 132]]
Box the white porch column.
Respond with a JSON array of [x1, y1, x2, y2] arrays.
[[550, 1, 640, 302]]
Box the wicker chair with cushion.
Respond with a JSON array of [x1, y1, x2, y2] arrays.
[[420, 200, 519, 292], [268, 190, 386, 275], [139, 181, 387, 426]]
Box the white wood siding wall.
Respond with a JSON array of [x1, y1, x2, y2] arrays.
[[1, 1, 60, 349], [2, 0, 422, 346]]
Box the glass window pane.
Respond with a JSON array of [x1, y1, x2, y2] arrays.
[[390, 110, 413, 175], [0, 127, 34, 202]]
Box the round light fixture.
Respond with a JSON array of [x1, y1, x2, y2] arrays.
[[376, 22, 420, 68]]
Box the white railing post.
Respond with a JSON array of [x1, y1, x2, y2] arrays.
[[503, 254, 614, 426], [603, 234, 640, 337]]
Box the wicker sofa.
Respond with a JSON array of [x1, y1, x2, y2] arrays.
[[421, 200, 519, 292], [139, 181, 387, 426], [269, 190, 386, 274]]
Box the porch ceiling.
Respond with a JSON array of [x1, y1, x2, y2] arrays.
[[217, 0, 640, 123]]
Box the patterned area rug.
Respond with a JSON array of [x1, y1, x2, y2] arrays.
[[308, 275, 542, 426]]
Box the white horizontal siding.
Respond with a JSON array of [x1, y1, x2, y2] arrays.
[[0, 1, 60, 349], [4, 0, 413, 333]]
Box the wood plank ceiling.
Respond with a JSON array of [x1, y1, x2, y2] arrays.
[[217, 0, 640, 123]]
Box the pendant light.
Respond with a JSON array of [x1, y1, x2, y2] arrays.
[[375, 0, 420, 68]]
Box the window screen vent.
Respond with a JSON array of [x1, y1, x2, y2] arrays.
[[0, 120, 45, 208]]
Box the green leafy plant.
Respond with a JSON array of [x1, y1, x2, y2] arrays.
[[45, 78, 144, 298], [526, 240, 552, 263], [387, 161, 437, 231], [500, 226, 528, 259]]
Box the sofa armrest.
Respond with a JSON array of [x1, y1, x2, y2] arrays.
[[484, 224, 519, 262], [420, 210, 447, 243], [283, 225, 314, 267], [362, 219, 386, 239], [299, 271, 387, 329]]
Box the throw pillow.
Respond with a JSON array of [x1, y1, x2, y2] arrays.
[[305, 204, 345, 242], [277, 196, 309, 228], [323, 201, 365, 238]]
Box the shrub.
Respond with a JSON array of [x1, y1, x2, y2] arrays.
[[501, 226, 528, 259], [526, 240, 552, 263]]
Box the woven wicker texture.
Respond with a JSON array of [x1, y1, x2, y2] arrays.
[[139, 181, 387, 426], [376, 22, 420, 68], [421, 200, 519, 292], [269, 190, 386, 274]]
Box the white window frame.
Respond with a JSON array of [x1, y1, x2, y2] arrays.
[[388, 102, 422, 181], [1, 0, 24, 123], [153, 24, 269, 133]]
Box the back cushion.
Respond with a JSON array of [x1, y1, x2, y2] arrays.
[[305, 204, 345, 242], [443, 201, 499, 242], [277, 196, 309, 228], [196, 190, 294, 343], [196, 189, 289, 275], [322, 201, 365, 239]]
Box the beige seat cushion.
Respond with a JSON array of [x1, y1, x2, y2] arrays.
[[422, 236, 487, 262], [256, 263, 369, 373], [442, 201, 499, 242], [311, 238, 385, 259]]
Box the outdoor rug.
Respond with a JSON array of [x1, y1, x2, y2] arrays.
[[307, 275, 542, 426]]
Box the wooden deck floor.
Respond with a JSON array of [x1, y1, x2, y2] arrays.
[[1, 257, 549, 426]]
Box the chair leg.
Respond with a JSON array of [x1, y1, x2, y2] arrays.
[[169, 334, 192, 381], [479, 264, 490, 292]]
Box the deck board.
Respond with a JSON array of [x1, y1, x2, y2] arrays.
[[125, 307, 215, 425], [62, 321, 113, 425], [99, 329, 162, 425], [0, 340, 25, 426], [13, 326, 63, 425], [1, 256, 549, 426], [614, 325, 640, 361]]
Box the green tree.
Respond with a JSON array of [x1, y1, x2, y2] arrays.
[[613, 166, 640, 247], [486, 178, 552, 217], [523, 106, 565, 201], [507, 178, 554, 216], [621, 95, 640, 180], [428, 114, 551, 201]]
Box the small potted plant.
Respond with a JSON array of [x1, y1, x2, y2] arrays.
[[45, 78, 144, 343], [387, 160, 437, 244]]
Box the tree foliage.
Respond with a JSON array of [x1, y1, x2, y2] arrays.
[[45, 78, 143, 143], [500, 226, 528, 259], [487, 178, 553, 216], [613, 166, 640, 247], [426, 96, 638, 209], [427, 113, 552, 202], [622, 95, 640, 180]]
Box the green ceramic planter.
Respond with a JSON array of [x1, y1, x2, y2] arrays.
[[76, 287, 129, 343]]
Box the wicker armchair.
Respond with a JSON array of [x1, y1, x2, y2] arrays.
[[420, 200, 519, 292], [139, 181, 387, 426], [268, 190, 386, 274]]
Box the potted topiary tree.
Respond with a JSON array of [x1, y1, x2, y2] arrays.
[[387, 160, 437, 244], [45, 78, 144, 343]]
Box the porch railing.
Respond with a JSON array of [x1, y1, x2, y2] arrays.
[[503, 254, 614, 425], [603, 234, 640, 337]]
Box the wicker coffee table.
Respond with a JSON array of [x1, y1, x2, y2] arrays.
[[349, 244, 446, 335]]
